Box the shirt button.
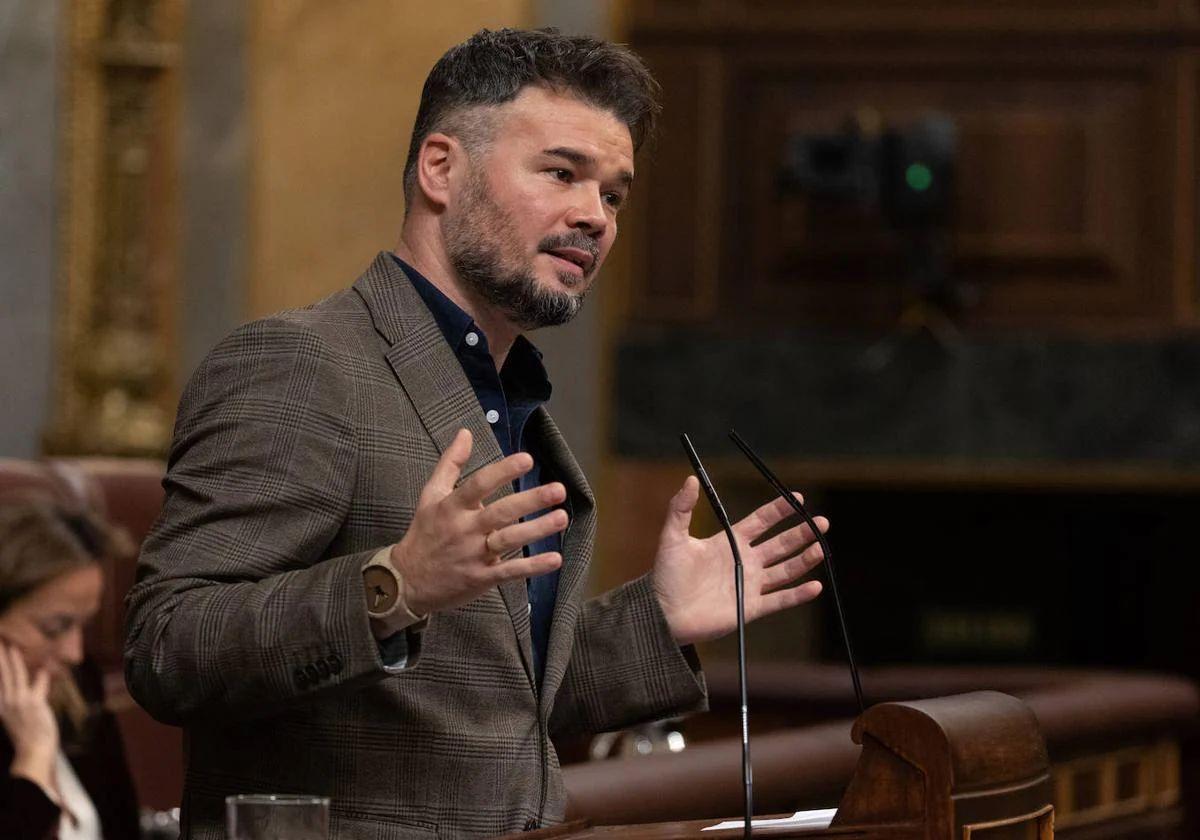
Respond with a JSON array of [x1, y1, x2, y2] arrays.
[[465, 331, 480, 347], [485, 409, 500, 424]]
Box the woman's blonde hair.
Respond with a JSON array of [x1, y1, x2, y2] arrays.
[[0, 502, 117, 737]]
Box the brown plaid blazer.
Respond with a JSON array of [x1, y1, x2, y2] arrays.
[[123, 253, 706, 839]]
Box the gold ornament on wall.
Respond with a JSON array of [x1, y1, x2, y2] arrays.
[[46, 0, 182, 457]]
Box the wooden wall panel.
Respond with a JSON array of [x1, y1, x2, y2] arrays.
[[712, 50, 1177, 332], [631, 47, 725, 321], [621, 4, 1200, 334], [248, 0, 531, 316]]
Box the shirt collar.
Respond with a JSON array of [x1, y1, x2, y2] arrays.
[[393, 253, 474, 350], [391, 254, 552, 403]]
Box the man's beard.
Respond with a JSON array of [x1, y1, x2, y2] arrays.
[[445, 168, 598, 330]]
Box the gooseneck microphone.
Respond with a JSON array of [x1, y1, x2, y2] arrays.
[[679, 433, 752, 840], [728, 429, 866, 717]]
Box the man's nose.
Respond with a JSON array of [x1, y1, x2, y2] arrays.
[[565, 187, 608, 237]]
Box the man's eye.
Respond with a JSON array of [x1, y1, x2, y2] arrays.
[[550, 168, 573, 182], [604, 192, 625, 209]]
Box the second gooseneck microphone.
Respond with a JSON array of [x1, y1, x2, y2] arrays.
[[680, 433, 752, 840], [729, 428, 865, 716]]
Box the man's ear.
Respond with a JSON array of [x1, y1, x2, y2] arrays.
[[415, 132, 460, 210]]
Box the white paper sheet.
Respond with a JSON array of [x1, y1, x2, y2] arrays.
[[701, 807, 837, 831]]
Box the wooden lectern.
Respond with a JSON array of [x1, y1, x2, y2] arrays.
[[502, 691, 1054, 839]]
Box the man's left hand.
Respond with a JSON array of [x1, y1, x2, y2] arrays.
[[652, 476, 827, 646]]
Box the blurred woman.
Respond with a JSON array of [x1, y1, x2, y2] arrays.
[[0, 502, 139, 839]]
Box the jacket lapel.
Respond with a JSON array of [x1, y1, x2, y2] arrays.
[[528, 408, 596, 712], [352, 252, 536, 686]]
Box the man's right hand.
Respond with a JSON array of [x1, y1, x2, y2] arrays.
[[388, 428, 567, 618]]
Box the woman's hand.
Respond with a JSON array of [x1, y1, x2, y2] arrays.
[[0, 641, 59, 796]]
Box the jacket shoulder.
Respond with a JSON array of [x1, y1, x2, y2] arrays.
[[207, 286, 382, 369]]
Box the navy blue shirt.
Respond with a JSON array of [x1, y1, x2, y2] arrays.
[[394, 255, 561, 685]]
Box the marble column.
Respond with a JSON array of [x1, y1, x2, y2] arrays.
[[0, 1, 61, 456]]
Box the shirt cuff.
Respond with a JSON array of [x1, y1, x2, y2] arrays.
[[377, 627, 412, 672]]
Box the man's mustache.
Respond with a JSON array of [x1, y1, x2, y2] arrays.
[[538, 233, 600, 275]]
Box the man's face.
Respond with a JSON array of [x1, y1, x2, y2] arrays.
[[443, 86, 634, 330]]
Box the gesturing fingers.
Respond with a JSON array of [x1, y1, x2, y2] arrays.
[[732, 492, 806, 542], [484, 509, 569, 559], [757, 579, 824, 618], [396, 448, 569, 616], [455, 451, 535, 508], [483, 551, 563, 586], [753, 515, 829, 566], [760, 541, 826, 592], [479, 482, 566, 532]]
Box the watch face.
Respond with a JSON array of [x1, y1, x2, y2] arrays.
[[364, 564, 400, 616]]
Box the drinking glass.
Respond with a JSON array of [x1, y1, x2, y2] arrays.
[[225, 794, 330, 840]]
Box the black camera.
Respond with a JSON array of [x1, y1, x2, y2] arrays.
[[780, 113, 957, 227]]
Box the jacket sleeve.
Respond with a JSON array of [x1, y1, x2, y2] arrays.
[[549, 574, 707, 739], [123, 317, 405, 726]]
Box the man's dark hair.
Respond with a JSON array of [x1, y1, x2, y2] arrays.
[[403, 27, 660, 204]]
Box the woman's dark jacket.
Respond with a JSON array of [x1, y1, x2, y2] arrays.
[[1, 659, 140, 839]]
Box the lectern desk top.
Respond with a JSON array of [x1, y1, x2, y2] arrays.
[[507, 817, 916, 839], [498, 691, 1054, 840]]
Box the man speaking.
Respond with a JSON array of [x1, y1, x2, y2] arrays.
[[124, 28, 828, 839]]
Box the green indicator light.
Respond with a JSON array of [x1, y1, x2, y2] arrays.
[[906, 163, 933, 192]]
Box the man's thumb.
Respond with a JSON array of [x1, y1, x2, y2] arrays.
[[664, 475, 700, 535]]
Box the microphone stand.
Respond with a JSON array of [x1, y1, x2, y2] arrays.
[[680, 434, 752, 839], [729, 429, 865, 716]]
